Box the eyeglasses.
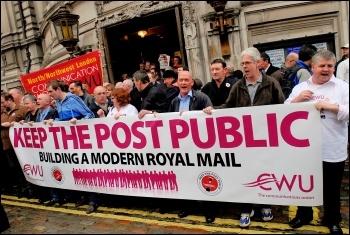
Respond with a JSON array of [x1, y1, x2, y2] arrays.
[[240, 61, 255, 66]]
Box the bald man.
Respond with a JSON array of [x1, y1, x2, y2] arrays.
[[123, 78, 141, 112], [169, 70, 212, 113], [89, 85, 113, 118], [270, 52, 299, 83], [37, 93, 58, 122], [168, 70, 214, 222]]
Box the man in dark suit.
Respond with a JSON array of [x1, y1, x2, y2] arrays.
[[258, 51, 280, 76]]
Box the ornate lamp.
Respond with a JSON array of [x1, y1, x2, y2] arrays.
[[50, 5, 80, 58], [206, 1, 228, 34]]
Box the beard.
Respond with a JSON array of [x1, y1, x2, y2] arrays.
[[6, 106, 11, 112]]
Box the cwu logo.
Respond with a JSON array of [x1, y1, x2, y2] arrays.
[[242, 173, 314, 192], [22, 164, 44, 177]]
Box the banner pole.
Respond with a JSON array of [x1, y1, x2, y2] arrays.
[[18, 74, 27, 94]]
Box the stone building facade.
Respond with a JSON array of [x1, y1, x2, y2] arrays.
[[1, 1, 349, 91]]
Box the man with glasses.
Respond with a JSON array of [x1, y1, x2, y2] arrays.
[[203, 47, 285, 228]]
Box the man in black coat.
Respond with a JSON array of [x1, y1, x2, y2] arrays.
[[133, 70, 168, 119], [202, 59, 237, 106], [161, 69, 180, 107], [258, 51, 280, 76]]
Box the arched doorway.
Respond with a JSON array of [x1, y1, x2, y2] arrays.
[[105, 7, 186, 83]]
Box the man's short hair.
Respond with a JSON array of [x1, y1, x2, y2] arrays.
[[133, 70, 150, 84], [210, 58, 226, 68], [70, 80, 83, 90], [226, 63, 235, 75], [47, 79, 69, 92], [1, 92, 14, 102], [23, 94, 37, 103], [299, 44, 317, 62], [260, 52, 271, 63], [162, 70, 177, 79], [9, 87, 23, 95]]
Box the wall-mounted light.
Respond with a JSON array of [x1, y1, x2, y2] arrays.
[[50, 5, 80, 59], [206, 1, 234, 35], [137, 30, 148, 38], [206, 1, 233, 58]]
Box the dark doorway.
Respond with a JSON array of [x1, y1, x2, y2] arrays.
[[105, 7, 185, 83]]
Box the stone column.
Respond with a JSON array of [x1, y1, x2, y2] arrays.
[[182, 1, 204, 81]]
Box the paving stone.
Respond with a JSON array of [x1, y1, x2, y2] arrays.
[[79, 220, 96, 225], [32, 225, 46, 231], [45, 227, 60, 233]]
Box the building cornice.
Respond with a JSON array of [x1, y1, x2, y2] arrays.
[[96, 1, 183, 29]]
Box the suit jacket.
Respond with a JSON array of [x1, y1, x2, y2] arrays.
[[266, 64, 280, 76]]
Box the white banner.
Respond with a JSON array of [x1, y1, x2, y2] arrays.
[[10, 103, 323, 206]]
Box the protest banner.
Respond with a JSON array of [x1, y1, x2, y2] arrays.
[[20, 50, 103, 95], [10, 103, 323, 206]]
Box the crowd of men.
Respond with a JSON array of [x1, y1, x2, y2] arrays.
[[1, 43, 348, 234]]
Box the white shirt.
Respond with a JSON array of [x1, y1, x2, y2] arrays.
[[285, 75, 349, 162], [336, 58, 349, 83], [107, 104, 138, 117], [264, 64, 271, 73]]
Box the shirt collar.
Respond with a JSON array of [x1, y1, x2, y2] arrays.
[[178, 89, 193, 99], [245, 73, 263, 86], [307, 74, 337, 85]]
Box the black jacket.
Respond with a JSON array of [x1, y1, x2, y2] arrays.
[[130, 87, 142, 112], [265, 65, 280, 76], [169, 89, 212, 112], [88, 97, 113, 118], [139, 83, 168, 113], [156, 83, 180, 107], [201, 77, 237, 106], [25, 107, 58, 122], [80, 91, 95, 108]]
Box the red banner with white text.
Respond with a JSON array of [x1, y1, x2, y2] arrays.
[[20, 50, 103, 95]]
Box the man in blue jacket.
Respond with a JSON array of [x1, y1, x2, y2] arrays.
[[44, 79, 94, 207], [45, 79, 95, 123]]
